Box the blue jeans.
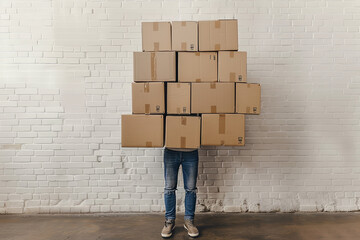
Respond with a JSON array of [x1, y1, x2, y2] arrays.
[[163, 148, 199, 220]]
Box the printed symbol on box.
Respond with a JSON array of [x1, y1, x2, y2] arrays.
[[253, 107, 257, 112], [213, 55, 216, 60], [238, 137, 243, 144], [238, 75, 242, 81], [156, 105, 160, 112], [190, 44, 194, 50], [183, 107, 187, 113]]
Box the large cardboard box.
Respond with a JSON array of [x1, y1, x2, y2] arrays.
[[198, 20, 238, 51], [172, 21, 198, 51], [121, 115, 164, 147], [132, 82, 164, 114], [165, 116, 201, 148], [142, 22, 171, 51], [201, 114, 245, 146], [178, 52, 217, 82], [133, 52, 176, 82], [191, 83, 235, 113], [236, 83, 261, 114], [167, 83, 191, 114], [218, 51, 247, 82]]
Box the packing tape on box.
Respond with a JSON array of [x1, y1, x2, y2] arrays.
[[151, 53, 157, 80], [144, 82, 150, 92], [181, 21, 187, 27], [181, 42, 187, 50], [195, 78, 201, 82], [195, 52, 200, 56], [211, 105, 217, 113], [181, 116, 187, 125], [180, 137, 186, 148], [230, 52, 234, 58], [229, 72, 236, 82], [146, 141, 152, 147], [215, 44, 221, 50], [145, 104, 150, 114], [153, 22, 159, 31], [153, 42, 159, 51], [210, 83, 216, 89], [219, 114, 225, 134], [215, 20, 221, 28]]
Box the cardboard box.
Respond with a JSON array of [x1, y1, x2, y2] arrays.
[[142, 22, 171, 51], [236, 83, 261, 114], [201, 114, 245, 146], [133, 52, 175, 82], [121, 115, 164, 147], [165, 116, 201, 148], [172, 21, 198, 51], [191, 83, 235, 113], [218, 51, 247, 82], [178, 52, 217, 82], [167, 83, 191, 114], [198, 20, 238, 51], [132, 82, 164, 114]]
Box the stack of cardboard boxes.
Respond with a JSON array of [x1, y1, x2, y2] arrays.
[[121, 20, 261, 149]]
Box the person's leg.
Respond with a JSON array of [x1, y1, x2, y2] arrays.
[[163, 148, 181, 220], [181, 149, 199, 221]]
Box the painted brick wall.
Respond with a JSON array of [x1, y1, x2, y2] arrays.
[[1, 0, 360, 214]]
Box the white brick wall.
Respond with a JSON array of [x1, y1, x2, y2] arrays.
[[1, 0, 360, 214]]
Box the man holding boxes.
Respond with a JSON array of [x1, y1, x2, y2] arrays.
[[121, 19, 261, 238]]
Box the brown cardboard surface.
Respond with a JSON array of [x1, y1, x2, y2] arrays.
[[191, 83, 235, 113], [198, 19, 238, 51], [142, 22, 171, 51], [236, 83, 261, 114], [165, 116, 201, 148], [178, 52, 217, 82], [172, 21, 198, 51], [218, 51, 247, 82], [167, 83, 191, 114], [132, 82, 164, 114], [133, 52, 176, 82], [201, 114, 245, 146], [121, 115, 164, 147]]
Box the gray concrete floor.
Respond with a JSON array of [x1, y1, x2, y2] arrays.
[[1, 212, 360, 240]]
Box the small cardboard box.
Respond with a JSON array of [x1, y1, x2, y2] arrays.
[[191, 83, 235, 113], [133, 52, 176, 82], [178, 52, 217, 82], [165, 116, 201, 148], [142, 22, 171, 51], [198, 19, 238, 51], [167, 83, 191, 114], [172, 21, 198, 51], [218, 51, 247, 82], [201, 114, 245, 146], [121, 115, 164, 147], [132, 82, 164, 114], [236, 83, 261, 114]]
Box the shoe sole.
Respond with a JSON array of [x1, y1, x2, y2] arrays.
[[161, 225, 175, 238], [184, 224, 199, 238]]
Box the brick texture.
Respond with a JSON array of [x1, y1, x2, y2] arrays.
[[0, 0, 360, 214]]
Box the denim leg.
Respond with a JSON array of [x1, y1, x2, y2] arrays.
[[164, 149, 181, 220], [181, 150, 199, 220]]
